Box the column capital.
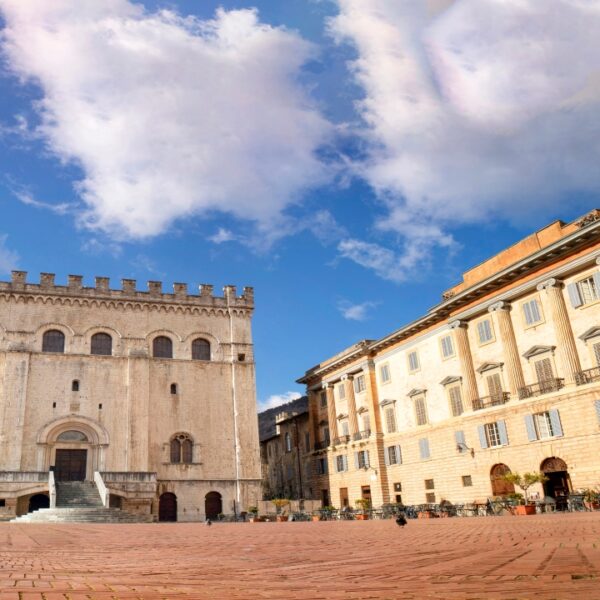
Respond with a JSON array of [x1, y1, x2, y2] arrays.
[[536, 278, 563, 291], [322, 382, 335, 390], [341, 374, 354, 381], [488, 300, 511, 313], [449, 320, 468, 330], [596, 256, 600, 266]]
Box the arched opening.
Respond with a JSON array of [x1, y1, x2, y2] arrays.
[[153, 336, 173, 359], [71, 380, 80, 392], [91, 332, 112, 356], [42, 329, 65, 353], [28, 493, 50, 513], [54, 430, 89, 481], [192, 338, 211, 361], [169, 433, 193, 464], [170, 383, 178, 395], [490, 463, 515, 496], [205, 491, 222, 519], [159, 492, 177, 522], [541, 457, 571, 510]]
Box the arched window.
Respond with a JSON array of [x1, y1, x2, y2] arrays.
[[170, 383, 178, 395], [72, 380, 80, 392], [91, 332, 112, 356], [153, 336, 173, 359], [192, 338, 211, 361], [42, 329, 65, 353], [285, 432, 292, 453], [170, 433, 193, 464], [57, 430, 88, 442]]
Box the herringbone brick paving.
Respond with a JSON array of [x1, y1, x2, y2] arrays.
[[1, 513, 599, 599]]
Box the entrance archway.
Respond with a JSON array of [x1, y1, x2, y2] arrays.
[[28, 493, 49, 513], [490, 464, 515, 496], [205, 491, 222, 519], [159, 492, 177, 522], [541, 457, 571, 510]]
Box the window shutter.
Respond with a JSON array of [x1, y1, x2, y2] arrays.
[[396, 445, 402, 464], [523, 302, 533, 325], [549, 409, 563, 437], [365, 450, 370, 469], [384, 447, 390, 466], [455, 430, 466, 452], [478, 425, 488, 449], [354, 452, 359, 470], [595, 400, 600, 425], [524, 414, 537, 442], [531, 300, 541, 323], [324, 459, 329, 475], [594, 272, 600, 296], [419, 438, 430, 459], [497, 420, 509, 445], [567, 283, 582, 308]]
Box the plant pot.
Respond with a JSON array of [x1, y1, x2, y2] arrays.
[[311, 515, 321, 522], [418, 511, 433, 519], [515, 504, 536, 516], [276, 515, 289, 522], [584, 501, 600, 511], [355, 513, 369, 520]]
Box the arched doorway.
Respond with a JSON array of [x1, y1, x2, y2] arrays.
[[28, 493, 49, 513], [541, 457, 571, 510], [490, 464, 515, 496], [159, 492, 177, 522], [205, 491, 222, 519]]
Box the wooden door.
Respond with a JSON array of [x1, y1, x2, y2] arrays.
[[339, 487, 349, 508], [159, 493, 177, 522], [55, 449, 87, 481], [490, 464, 514, 496], [204, 492, 222, 519]]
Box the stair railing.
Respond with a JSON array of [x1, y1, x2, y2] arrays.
[[94, 471, 110, 507], [49, 470, 56, 508]]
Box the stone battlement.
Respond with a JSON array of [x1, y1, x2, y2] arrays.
[[0, 272, 253, 308]]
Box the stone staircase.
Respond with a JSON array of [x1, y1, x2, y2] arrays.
[[12, 481, 153, 523]]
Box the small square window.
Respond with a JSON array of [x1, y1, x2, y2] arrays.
[[354, 375, 366, 394], [380, 364, 391, 383], [462, 475, 473, 487], [394, 482, 402, 492], [522, 299, 542, 326], [440, 335, 454, 359], [425, 493, 436, 503], [424, 479, 435, 490], [576, 277, 600, 305]]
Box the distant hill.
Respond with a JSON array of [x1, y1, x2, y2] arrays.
[[258, 396, 308, 442]]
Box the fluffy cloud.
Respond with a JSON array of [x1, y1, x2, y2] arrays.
[[259, 391, 302, 411], [0, 234, 18, 274], [331, 0, 600, 277], [336, 298, 379, 321], [0, 0, 332, 238]]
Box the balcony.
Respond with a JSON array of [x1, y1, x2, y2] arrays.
[[518, 378, 565, 399], [313, 440, 329, 451], [575, 367, 600, 386], [332, 435, 351, 446], [352, 429, 372, 441], [472, 393, 510, 411]]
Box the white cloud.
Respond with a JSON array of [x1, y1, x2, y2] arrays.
[[331, 0, 600, 277], [208, 227, 237, 244], [0, 1, 332, 239], [0, 234, 19, 274], [259, 391, 302, 412], [14, 190, 72, 215], [337, 299, 378, 321]]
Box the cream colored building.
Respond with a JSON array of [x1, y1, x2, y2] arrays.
[[298, 210, 600, 510], [0, 272, 261, 520]]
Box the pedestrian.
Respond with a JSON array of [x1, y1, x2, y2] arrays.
[[395, 513, 407, 527], [206, 518, 212, 526]]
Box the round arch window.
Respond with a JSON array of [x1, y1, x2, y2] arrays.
[[57, 430, 88, 442]]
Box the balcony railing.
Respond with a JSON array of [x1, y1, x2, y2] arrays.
[[332, 435, 351, 446], [518, 378, 565, 399], [352, 429, 372, 441], [575, 367, 600, 386], [472, 393, 510, 411]]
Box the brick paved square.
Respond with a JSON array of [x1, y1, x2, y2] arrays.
[[1, 513, 600, 599]]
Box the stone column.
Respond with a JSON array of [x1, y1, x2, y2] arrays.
[[537, 278, 581, 383], [449, 321, 479, 405], [324, 383, 339, 442], [308, 390, 321, 450], [342, 374, 360, 437], [488, 301, 525, 396], [126, 354, 150, 471]]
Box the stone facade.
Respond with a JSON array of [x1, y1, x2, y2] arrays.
[[0, 273, 261, 520], [298, 211, 600, 510]]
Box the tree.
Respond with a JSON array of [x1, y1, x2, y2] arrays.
[[502, 472, 548, 503]]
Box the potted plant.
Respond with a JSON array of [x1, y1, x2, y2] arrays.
[[247, 506, 259, 522], [502, 472, 548, 515], [583, 488, 600, 511], [271, 498, 290, 521], [354, 498, 371, 520]]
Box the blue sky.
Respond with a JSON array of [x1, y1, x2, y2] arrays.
[[0, 0, 598, 410]]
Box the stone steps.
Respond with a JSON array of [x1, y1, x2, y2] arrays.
[[12, 507, 153, 523]]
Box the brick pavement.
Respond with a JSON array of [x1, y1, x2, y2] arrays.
[[1, 513, 600, 599]]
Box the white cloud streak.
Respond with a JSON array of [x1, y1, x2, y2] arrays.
[[0, 0, 333, 239], [0, 234, 18, 274], [259, 391, 302, 412], [336, 298, 379, 321], [331, 0, 600, 278]]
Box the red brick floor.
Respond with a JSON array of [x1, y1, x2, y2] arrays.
[[1, 513, 600, 599]]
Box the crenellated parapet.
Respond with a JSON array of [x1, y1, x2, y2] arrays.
[[0, 272, 254, 310]]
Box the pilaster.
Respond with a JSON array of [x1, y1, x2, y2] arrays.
[[324, 383, 338, 441], [342, 375, 359, 436], [448, 321, 479, 404], [126, 354, 150, 471], [537, 278, 582, 383]]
